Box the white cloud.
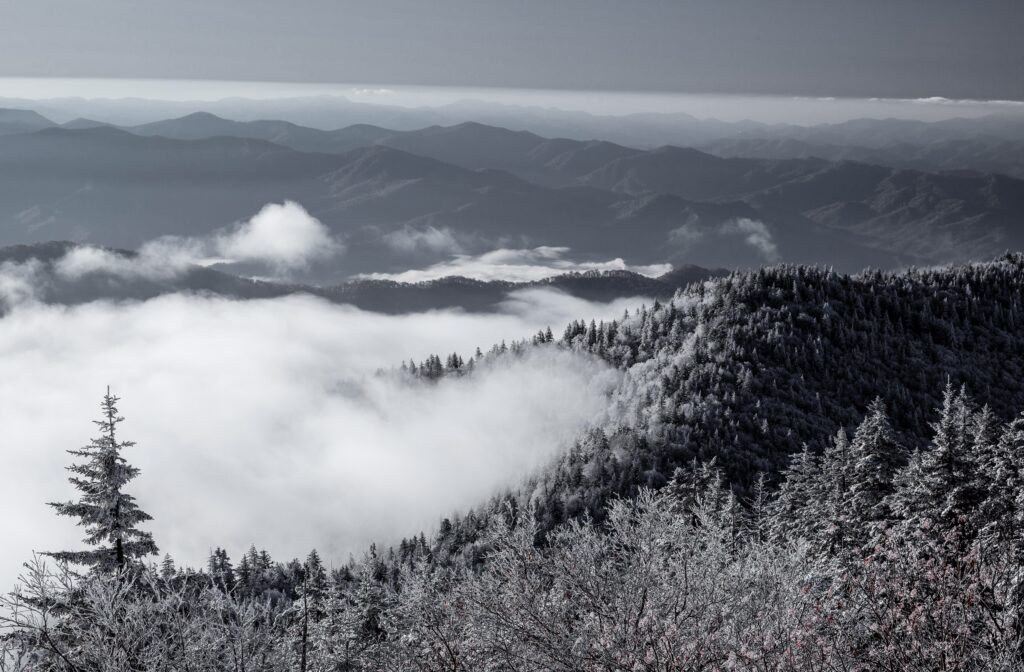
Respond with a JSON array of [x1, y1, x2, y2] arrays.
[[0, 260, 46, 308], [215, 201, 341, 271], [55, 237, 207, 281], [905, 97, 1024, 107], [670, 217, 779, 263], [349, 87, 396, 97], [383, 225, 463, 255], [359, 246, 673, 283], [0, 288, 646, 591], [48, 201, 342, 283], [726, 218, 779, 263]]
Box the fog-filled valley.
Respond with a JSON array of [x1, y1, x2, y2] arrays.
[[3, 28, 1024, 667], [0, 287, 642, 598]]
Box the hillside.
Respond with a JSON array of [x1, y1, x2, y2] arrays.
[[408, 254, 1024, 528]]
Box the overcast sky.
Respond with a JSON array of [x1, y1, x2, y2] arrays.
[[0, 0, 1020, 101]]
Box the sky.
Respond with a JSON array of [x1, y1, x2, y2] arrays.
[[0, 0, 1020, 101]]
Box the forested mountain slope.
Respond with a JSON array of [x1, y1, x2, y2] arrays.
[[413, 254, 1024, 531]]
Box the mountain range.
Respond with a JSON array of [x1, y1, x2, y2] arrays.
[[0, 109, 1022, 280]]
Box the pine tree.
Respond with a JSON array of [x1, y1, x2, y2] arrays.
[[302, 549, 329, 620], [159, 553, 176, 581], [292, 549, 333, 671], [818, 428, 855, 553], [847, 398, 903, 546], [982, 415, 1024, 548], [767, 446, 821, 544], [891, 385, 984, 551], [47, 388, 157, 572], [208, 547, 236, 591]]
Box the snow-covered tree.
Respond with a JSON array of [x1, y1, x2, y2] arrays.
[[47, 388, 157, 573]]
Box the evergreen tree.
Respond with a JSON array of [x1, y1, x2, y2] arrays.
[[766, 446, 821, 544], [818, 428, 855, 553], [847, 398, 903, 546], [891, 385, 984, 551], [981, 414, 1024, 548], [47, 388, 157, 572], [302, 549, 329, 620], [208, 547, 236, 591], [159, 553, 176, 581]]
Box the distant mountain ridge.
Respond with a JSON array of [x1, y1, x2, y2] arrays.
[[0, 110, 1022, 277], [0, 242, 727, 313]]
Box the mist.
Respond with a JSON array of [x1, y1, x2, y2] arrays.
[[0, 288, 641, 590], [359, 247, 673, 283]]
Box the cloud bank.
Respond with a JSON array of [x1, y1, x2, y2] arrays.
[[360, 247, 673, 283], [0, 288, 643, 591], [53, 201, 342, 283]]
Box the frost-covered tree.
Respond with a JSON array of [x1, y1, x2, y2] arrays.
[[890, 384, 986, 550], [847, 398, 903, 546], [47, 388, 157, 573]]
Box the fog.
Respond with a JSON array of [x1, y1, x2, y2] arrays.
[[359, 247, 672, 283], [0, 288, 641, 590]]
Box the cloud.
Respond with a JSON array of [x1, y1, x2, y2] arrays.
[[0, 288, 645, 591], [215, 201, 341, 271], [884, 97, 1024, 107], [359, 246, 673, 283], [55, 238, 207, 282], [382, 225, 463, 255], [670, 217, 779, 263], [349, 87, 396, 97], [726, 218, 779, 262], [0, 260, 46, 308], [49, 201, 342, 283]]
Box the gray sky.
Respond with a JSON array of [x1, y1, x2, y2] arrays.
[[0, 0, 1020, 100]]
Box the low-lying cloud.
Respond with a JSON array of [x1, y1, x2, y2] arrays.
[[54, 201, 342, 283], [56, 238, 207, 281], [0, 288, 643, 591], [670, 217, 780, 263], [359, 246, 673, 283], [382, 225, 463, 255]]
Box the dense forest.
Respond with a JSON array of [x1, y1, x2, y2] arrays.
[[5, 255, 1024, 670]]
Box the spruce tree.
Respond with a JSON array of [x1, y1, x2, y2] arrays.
[[47, 388, 157, 572], [982, 415, 1024, 548], [890, 385, 983, 550], [766, 446, 820, 544], [817, 428, 855, 554], [159, 553, 176, 581], [847, 398, 903, 546]]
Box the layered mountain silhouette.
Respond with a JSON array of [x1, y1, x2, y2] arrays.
[[703, 137, 1024, 180], [0, 110, 1022, 279]]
